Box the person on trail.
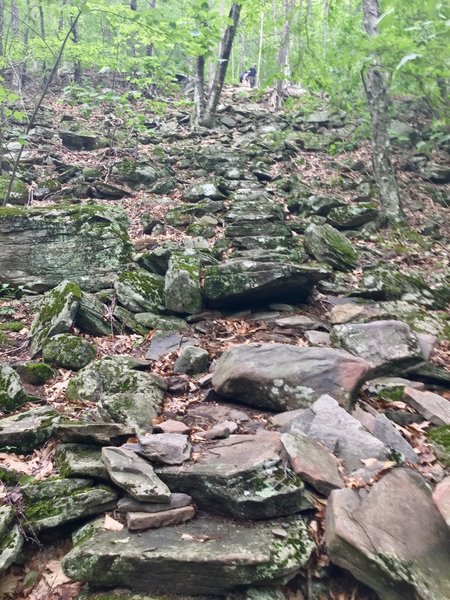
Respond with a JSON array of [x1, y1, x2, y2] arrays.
[[247, 65, 257, 88], [239, 70, 248, 84]]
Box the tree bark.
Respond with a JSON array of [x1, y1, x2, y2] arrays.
[[275, 0, 295, 110], [362, 0, 403, 224], [256, 12, 264, 88], [193, 3, 241, 128]]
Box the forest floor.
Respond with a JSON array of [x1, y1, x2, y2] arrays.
[[0, 84, 449, 600]]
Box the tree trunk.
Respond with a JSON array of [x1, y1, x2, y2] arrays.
[[275, 0, 295, 110], [256, 12, 264, 88], [193, 3, 241, 128], [362, 0, 403, 224], [71, 15, 81, 83], [0, 0, 4, 58], [146, 0, 155, 57]]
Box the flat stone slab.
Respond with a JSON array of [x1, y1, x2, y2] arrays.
[[118, 493, 192, 514], [212, 343, 370, 410], [0, 407, 60, 453], [403, 387, 450, 426], [326, 469, 450, 600], [55, 444, 109, 480], [62, 515, 314, 595], [281, 431, 344, 495], [156, 432, 311, 519], [102, 447, 171, 502], [145, 331, 199, 360], [22, 477, 117, 532], [127, 505, 196, 531], [54, 422, 135, 445]]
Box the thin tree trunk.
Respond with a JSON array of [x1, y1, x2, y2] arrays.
[[362, 0, 403, 224], [38, 3, 46, 82], [71, 14, 81, 83], [193, 55, 206, 126], [146, 0, 155, 57], [0, 0, 5, 58], [256, 12, 264, 88], [275, 0, 295, 110], [195, 3, 241, 128]]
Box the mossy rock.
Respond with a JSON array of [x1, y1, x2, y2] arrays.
[[304, 223, 358, 272], [0, 407, 60, 453], [55, 443, 109, 480], [165, 201, 224, 227], [22, 477, 117, 532], [29, 280, 82, 357], [326, 202, 379, 229], [15, 361, 56, 385], [0, 175, 28, 206], [43, 333, 97, 371], [0, 364, 28, 413], [0, 506, 24, 574], [428, 425, 450, 466], [164, 254, 202, 315], [114, 269, 165, 314], [134, 312, 187, 332]]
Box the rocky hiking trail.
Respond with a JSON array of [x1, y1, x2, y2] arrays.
[[0, 86, 449, 600]]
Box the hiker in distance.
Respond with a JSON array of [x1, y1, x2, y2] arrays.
[[239, 65, 257, 88]]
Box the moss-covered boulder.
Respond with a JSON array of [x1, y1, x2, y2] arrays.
[[428, 425, 450, 466], [62, 514, 314, 595], [29, 280, 82, 356], [164, 254, 202, 315], [43, 333, 96, 370], [0, 506, 23, 574], [66, 357, 167, 432], [134, 312, 187, 331], [165, 200, 224, 227], [203, 259, 330, 308], [0, 364, 28, 413], [0, 175, 28, 206], [0, 407, 60, 453], [114, 269, 165, 314], [304, 224, 358, 272], [15, 361, 56, 385], [22, 477, 117, 532], [111, 159, 165, 189], [0, 204, 132, 292], [326, 201, 379, 229]]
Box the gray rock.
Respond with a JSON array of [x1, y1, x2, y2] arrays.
[[0, 205, 132, 292], [60, 130, 98, 150], [304, 330, 331, 346], [114, 269, 165, 314], [66, 357, 166, 432], [403, 387, 450, 426], [138, 433, 191, 465], [134, 312, 187, 331], [127, 505, 195, 531], [304, 224, 358, 272], [203, 260, 330, 308], [0, 407, 60, 453], [326, 469, 450, 600], [173, 346, 209, 374], [62, 514, 314, 595], [202, 420, 238, 440], [117, 493, 192, 513], [287, 395, 389, 472], [164, 254, 202, 315], [281, 431, 344, 495], [326, 202, 379, 229], [145, 331, 198, 360], [22, 477, 117, 532], [372, 414, 418, 463], [29, 280, 82, 356], [0, 506, 23, 574], [331, 320, 423, 374], [76, 292, 113, 336], [0, 364, 27, 413], [420, 162, 450, 184], [42, 333, 96, 370], [185, 182, 226, 202], [112, 159, 163, 189], [0, 176, 28, 206], [102, 447, 171, 502], [157, 432, 311, 519], [55, 443, 109, 480], [15, 361, 56, 385], [274, 315, 320, 329], [54, 422, 134, 445], [212, 343, 370, 411]]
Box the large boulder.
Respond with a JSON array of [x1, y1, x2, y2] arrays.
[[62, 515, 314, 595], [326, 202, 379, 229], [0, 205, 132, 291], [203, 260, 330, 308], [66, 357, 167, 432], [331, 320, 423, 374], [29, 280, 82, 357], [157, 432, 310, 519], [326, 469, 450, 600], [164, 254, 202, 314], [304, 224, 358, 272], [212, 344, 370, 410], [0, 364, 27, 413]]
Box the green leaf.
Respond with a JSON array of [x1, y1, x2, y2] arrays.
[[396, 53, 421, 70]]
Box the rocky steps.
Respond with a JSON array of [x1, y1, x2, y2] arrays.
[[0, 88, 449, 600]]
